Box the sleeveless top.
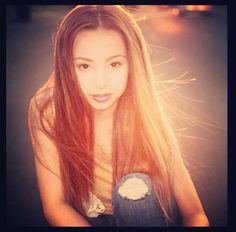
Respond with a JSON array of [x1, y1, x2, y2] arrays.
[[84, 153, 113, 217]]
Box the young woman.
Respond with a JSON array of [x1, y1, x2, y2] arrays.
[[28, 5, 209, 227]]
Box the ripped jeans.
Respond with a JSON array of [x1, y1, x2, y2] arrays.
[[86, 173, 181, 227]]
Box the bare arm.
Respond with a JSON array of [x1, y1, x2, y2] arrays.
[[34, 153, 91, 227], [171, 154, 209, 226], [44, 200, 91, 226], [29, 99, 91, 226]]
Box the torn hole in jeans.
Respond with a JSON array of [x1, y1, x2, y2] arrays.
[[118, 177, 150, 200]]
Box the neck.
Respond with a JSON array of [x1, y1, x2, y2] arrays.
[[93, 103, 116, 147], [94, 102, 117, 125]]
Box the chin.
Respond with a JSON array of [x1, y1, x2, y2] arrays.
[[91, 103, 113, 111], [89, 99, 118, 112]]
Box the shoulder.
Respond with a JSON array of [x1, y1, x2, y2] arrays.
[[28, 75, 56, 127], [30, 73, 55, 108], [29, 87, 54, 110], [29, 87, 54, 120]]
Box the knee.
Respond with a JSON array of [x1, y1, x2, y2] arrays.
[[112, 172, 152, 200]]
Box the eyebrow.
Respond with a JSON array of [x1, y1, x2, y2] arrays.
[[74, 55, 127, 62]]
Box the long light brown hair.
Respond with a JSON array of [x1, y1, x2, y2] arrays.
[[28, 5, 183, 221]]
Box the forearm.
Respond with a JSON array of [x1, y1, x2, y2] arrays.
[[44, 201, 91, 227], [183, 213, 209, 227]]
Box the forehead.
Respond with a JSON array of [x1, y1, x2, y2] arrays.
[[73, 28, 127, 58]]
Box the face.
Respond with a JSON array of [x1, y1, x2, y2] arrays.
[[73, 28, 129, 112]]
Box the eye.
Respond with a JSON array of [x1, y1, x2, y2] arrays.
[[77, 63, 90, 70], [110, 61, 122, 68]]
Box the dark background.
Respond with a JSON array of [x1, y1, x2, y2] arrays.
[[6, 5, 227, 226]]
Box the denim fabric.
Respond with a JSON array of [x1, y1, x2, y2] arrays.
[[87, 172, 181, 227], [87, 214, 115, 227]]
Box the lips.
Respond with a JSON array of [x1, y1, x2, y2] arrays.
[[91, 93, 111, 103]]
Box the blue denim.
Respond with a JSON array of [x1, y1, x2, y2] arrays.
[[87, 173, 181, 227]]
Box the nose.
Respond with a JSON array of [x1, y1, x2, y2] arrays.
[[94, 67, 108, 89]]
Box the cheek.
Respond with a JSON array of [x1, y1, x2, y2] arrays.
[[111, 68, 129, 93], [76, 76, 91, 96]]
